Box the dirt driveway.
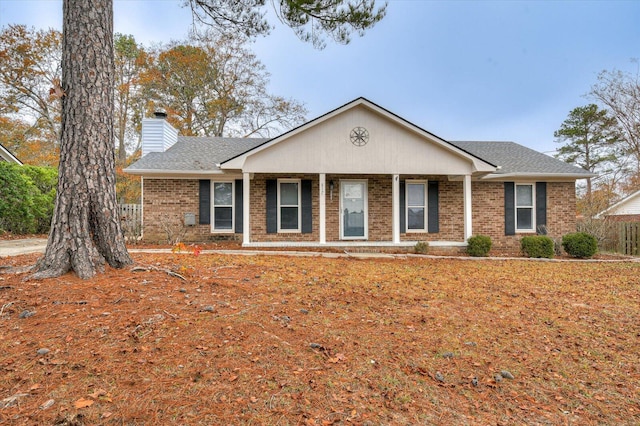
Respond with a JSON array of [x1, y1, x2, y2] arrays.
[[0, 238, 47, 257]]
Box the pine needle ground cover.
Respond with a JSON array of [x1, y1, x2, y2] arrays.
[[1, 253, 639, 425]]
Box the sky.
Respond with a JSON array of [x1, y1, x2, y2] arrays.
[[1, 0, 639, 155]]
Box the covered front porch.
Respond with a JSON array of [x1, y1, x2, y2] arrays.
[[239, 173, 475, 249]]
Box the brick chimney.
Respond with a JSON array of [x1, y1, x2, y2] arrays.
[[141, 109, 178, 157]]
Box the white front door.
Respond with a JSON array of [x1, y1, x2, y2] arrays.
[[340, 180, 367, 240]]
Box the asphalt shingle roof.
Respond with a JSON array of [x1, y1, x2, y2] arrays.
[[449, 141, 593, 176], [127, 135, 592, 178], [126, 136, 268, 172]]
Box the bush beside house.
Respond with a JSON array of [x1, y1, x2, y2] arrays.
[[0, 163, 57, 234], [520, 235, 555, 259], [466, 235, 492, 257], [562, 232, 598, 258]]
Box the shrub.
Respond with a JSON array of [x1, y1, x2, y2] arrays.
[[520, 235, 554, 259], [562, 232, 598, 259], [0, 163, 57, 234], [414, 241, 429, 254], [466, 235, 492, 257]]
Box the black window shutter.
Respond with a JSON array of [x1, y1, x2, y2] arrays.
[[399, 180, 406, 233], [504, 182, 515, 235], [536, 182, 547, 234], [199, 180, 211, 225], [428, 180, 439, 233], [266, 179, 277, 234], [301, 180, 312, 234], [234, 179, 243, 233]]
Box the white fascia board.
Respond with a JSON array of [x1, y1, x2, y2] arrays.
[[479, 172, 596, 181], [0, 144, 23, 165], [123, 168, 234, 179]]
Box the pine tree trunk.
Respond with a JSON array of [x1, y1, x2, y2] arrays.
[[31, 0, 132, 280]]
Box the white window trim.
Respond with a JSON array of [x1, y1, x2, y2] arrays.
[[211, 180, 235, 233], [340, 179, 368, 240], [277, 178, 301, 233], [405, 180, 428, 233], [515, 183, 536, 233]]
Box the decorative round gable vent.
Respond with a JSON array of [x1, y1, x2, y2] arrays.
[[350, 127, 369, 146]]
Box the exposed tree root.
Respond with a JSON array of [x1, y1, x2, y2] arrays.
[[131, 264, 187, 281]]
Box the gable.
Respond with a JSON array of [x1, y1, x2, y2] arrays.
[[222, 100, 494, 175], [600, 190, 640, 216]]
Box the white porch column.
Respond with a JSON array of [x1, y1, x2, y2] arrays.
[[319, 173, 326, 244], [242, 172, 251, 246], [463, 174, 473, 241], [392, 174, 400, 244]]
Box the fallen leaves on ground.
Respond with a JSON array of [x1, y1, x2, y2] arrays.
[[0, 252, 639, 425]]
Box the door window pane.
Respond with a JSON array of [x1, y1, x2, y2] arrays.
[[341, 181, 366, 238]]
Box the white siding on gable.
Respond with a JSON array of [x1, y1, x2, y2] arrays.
[[241, 105, 476, 175], [141, 118, 178, 157], [608, 192, 640, 215]]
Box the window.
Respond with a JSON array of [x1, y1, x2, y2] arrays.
[[213, 181, 233, 232], [278, 179, 300, 232], [406, 181, 427, 232], [515, 184, 535, 231]]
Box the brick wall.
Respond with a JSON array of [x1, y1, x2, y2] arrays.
[[142, 178, 240, 243], [142, 176, 578, 252], [472, 181, 577, 252], [249, 174, 319, 243], [603, 214, 640, 222]]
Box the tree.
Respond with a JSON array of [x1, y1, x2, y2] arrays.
[[141, 32, 306, 137], [34, 0, 386, 279], [0, 116, 60, 166], [31, 0, 132, 279], [114, 33, 145, 165], [0, 25, 62, 162], [187, 0, 387, 49], [590, 64, 640, 172], [554, 104, 620, 197]]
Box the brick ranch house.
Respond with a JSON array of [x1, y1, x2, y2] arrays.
[[125, 98, 593, 252]]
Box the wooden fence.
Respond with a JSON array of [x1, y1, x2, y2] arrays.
[[605, 222, 640, 256], [119, 204, 142, 239]]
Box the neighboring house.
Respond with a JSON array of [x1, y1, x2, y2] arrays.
[[125, 98, 593, 251], [0, 142, 23, 165], [597, 189, 640, 222]]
